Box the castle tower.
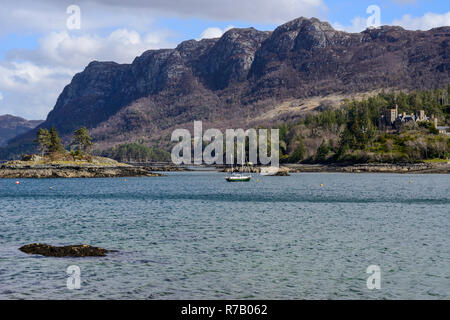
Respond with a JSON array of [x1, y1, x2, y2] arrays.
[[386, 105, 398, 124], [416, 110, 425, 121], [431, 115, 438, 128]]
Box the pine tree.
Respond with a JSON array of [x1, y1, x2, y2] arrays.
[[34, 128, 51, 155], [289, 136, 306, 163], [316, 140, 330, 162], [48, 127, 65, 154], [72, 126, 93, 155]]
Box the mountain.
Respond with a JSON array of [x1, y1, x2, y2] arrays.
[[2, 17, 450, 158], [0, 115, 43, 148]]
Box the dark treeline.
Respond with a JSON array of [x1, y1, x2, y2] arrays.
[[100, 143, 171, 163]]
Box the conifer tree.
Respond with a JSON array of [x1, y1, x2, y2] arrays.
[[48, 127, 65, 154], [72, 126, 93, 155]]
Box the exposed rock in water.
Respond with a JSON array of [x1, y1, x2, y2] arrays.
[[261, 166, 290, 176], [19, 243, 109, 257]]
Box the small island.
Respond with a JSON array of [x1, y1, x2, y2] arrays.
[[19, 243, 110, 257], [0, 126, 164, 178]]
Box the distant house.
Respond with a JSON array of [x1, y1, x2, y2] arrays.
[[379, 105, 439, 131], [437, 126, 450, 135]]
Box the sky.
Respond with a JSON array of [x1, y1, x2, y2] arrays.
[[0, 0, 449, 120]]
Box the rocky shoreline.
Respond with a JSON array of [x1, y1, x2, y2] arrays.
[[284, 162, 450, 174], [2, 162, 449, 178], [222, 166, 290, 176], [217, 162, 450, 174], [0, 164, 164, 178]]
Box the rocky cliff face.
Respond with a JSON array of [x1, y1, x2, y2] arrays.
[[249, 18, 449, 99], [0, 115, 43, 147], [2, 17, 449, 158]]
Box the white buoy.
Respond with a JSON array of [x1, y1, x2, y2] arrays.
[[15, 181, 20, 185]]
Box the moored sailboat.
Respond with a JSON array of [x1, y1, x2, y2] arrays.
[[225, 148, 251, 182]]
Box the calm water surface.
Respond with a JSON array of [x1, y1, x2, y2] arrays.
[[0, 172, 449, 299]]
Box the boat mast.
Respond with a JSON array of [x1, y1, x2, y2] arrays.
[[231, 153, 233, 173], [241, 143, 245, 172]]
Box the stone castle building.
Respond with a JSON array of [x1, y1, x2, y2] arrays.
[[379, 104, 438, 131]]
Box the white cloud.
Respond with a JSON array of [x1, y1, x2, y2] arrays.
[[0, 0, 327, 34], [333, 16, 368, 33], [199, 25, 234, 39], [334, 11, 450, 33], [0, 28, 174, 119], [0, 1, 160, 36], [392, 12, 450, 31], [7, 29, 174, 68], [0, 61, 75, 120]]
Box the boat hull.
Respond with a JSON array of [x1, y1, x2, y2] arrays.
[[226, 176, 251, 182]]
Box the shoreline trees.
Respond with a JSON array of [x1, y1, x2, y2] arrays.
[[34, 126, 93, 159]]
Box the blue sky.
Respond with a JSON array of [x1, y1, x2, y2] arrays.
[[0, 0, 449, 119]]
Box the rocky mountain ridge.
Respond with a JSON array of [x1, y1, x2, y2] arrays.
[[2, 17, 449, 158], [0, 114, 43, 147]]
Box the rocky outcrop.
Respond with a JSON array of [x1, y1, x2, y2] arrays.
[[2, 17, 449, 158], [223, 166, 290, 175], [144, 165, 187, 172], [270, 167, 290, 176], [196, 28, 271, 90], [0, 164, 164, 178], [223, 166, 260, 173], [19, 243, 109, 257]]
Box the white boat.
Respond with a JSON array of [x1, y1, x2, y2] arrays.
[[226, 173, 251, 182], [225, 148, 251, 182]]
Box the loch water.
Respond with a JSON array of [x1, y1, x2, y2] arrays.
[[0, 172, 449, 299]]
